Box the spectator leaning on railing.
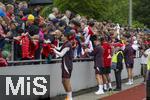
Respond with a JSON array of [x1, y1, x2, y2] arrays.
[[0, 50, 8, 67]]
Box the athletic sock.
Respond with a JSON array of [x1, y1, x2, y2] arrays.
[[108, 83, 112, 89], [131, 79, 133, 82], [98, 85, 103, 91], [67, 92, 72, 100], [104, 84, 107, 90], [129, 79, 131, 83]]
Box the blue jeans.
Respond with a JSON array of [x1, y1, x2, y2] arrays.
[[76, 36, 81, 57], [0, 38, 6, 50]]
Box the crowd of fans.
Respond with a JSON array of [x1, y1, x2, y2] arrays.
[[0, 1, 150, 66], [0, 1, 150, 100]]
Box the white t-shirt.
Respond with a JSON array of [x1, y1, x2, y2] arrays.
[[48, 13, 56, 20], [141, 48, 150, 64], [61, 15, 69, 25], [83, 26, 90, 45], [114, 24, 120, 34], [132, 41, 139, 51], [81, 40, 94, 55]]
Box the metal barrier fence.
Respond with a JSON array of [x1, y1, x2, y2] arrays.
[[2, 40, 92, 66], [8, 58, 93, 66], [7, 40, 62, 62], [6, 41, 140, 66]]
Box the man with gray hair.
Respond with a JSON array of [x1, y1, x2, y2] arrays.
[[61, 10, 71, 25], [48, 7, 59, 20]]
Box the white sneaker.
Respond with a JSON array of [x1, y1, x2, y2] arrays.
[[64, 96, 72, 100], [125, 81, 133, 85], [95, 90, 104, 95], [131, 81, 134, 85], [131, 79, 134, 84]]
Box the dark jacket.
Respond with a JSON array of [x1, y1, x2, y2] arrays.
[[61, 41, 73, 69], [124, 44, 135, 64], [116, 50, 124, 70], [89, 44, 104, 68]]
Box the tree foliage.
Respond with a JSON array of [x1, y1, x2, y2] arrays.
[[53, 0, 129, 25], [133, 0, 150, 28], [53, 0, 150, 28], [2, 0, 150, 28]]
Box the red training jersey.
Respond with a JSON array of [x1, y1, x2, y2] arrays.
[[102, 42, 112, 67]]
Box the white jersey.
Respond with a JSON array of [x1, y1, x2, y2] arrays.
[[61, 15, 69, 25], [48, 13, 56, 20], [83, 26, 91, 45]]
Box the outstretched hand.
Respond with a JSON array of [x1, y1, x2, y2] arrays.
[[84, 48, 89, 53], [51, 44, 56, 48]]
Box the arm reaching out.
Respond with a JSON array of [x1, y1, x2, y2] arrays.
[[53, 47, 70, 57]]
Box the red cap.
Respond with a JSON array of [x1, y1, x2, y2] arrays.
[[21, 17, 27, 21], [113, 43, 124, 47]]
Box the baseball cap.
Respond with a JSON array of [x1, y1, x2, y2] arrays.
[[27, 14, 35, 21]]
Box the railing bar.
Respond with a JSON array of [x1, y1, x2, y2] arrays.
[[8, 58, 93, 64]]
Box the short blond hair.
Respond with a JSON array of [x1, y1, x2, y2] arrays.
[[19, 1, 28, 9], [6, 4, 14, 12], [52, 7, 58, 12], [0, 2, 5, 10], [0, 2, 5, 7]]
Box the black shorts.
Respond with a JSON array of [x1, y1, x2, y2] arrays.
[[125, 63, 134, 68], [95, 67, 103, 75], [103, 67, 111, 74], [61, 65, 72, 78]]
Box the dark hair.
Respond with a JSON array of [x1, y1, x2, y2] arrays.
[[23, 8, 31, 16], [92, 35, 98, 41], [34, 18, 39, 25], [59, 20, 67, 27], [64, 27, 74, 37], [100, 37, 108, 42], [70, 12, 76, 20], [70, 20, 80, 27], [88, 20, 95, 27]]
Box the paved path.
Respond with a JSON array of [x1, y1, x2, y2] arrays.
[[73, 78, 145, 100], [102, 84, 145, 100]]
